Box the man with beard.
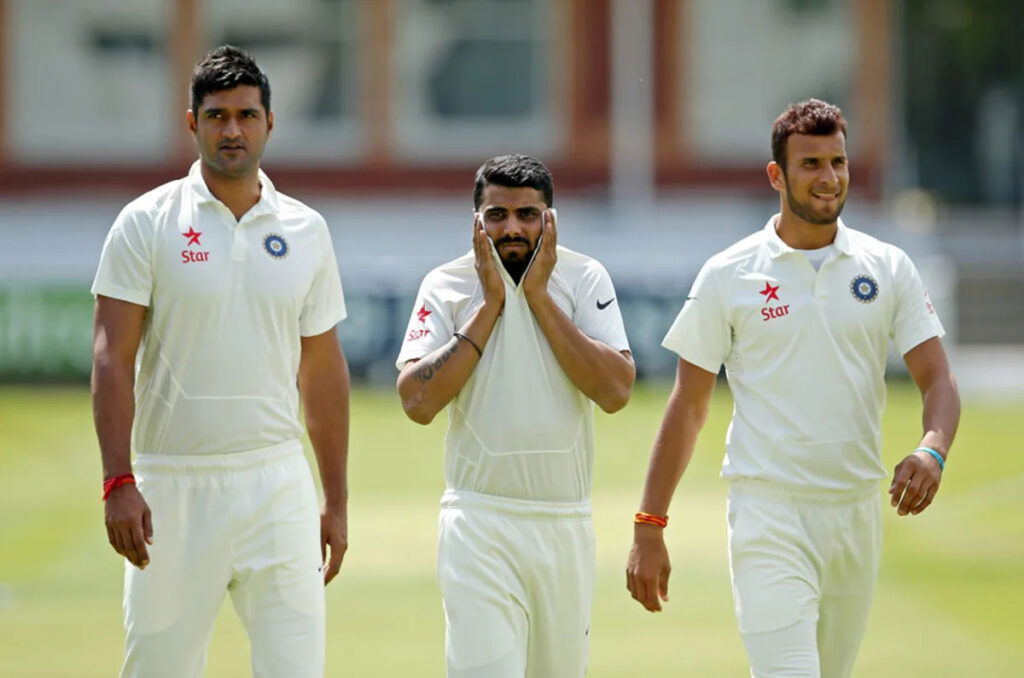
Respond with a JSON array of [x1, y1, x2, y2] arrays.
[[92, 46, 349, 677], [625, 99, 960, 677], [396, 154, 634, 677]]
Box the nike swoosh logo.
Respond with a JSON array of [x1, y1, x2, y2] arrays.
[[597, 298, 615, 310], [685, 296, 698, 301]]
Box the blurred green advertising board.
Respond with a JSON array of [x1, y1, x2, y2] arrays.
[[0, 283, 685, 382], [0, 286, 94, 380]]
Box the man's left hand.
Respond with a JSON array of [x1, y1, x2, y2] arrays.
[[523, 208, 558, 300], [889, 450, 943, 516], [320, 504, 348, 584]]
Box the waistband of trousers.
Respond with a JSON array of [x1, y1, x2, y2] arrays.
[[440, 489, 591, 520], [728, 478, 878, 505], [133, 439, 304, 475]]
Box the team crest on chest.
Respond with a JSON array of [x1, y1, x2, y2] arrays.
[[263, 233, 289, 259], [850, 274, 879, 303]]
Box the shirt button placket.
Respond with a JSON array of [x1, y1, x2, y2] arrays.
[[814, 260, 827, 300], [231, 224, 247, 263], [223, 209, 246, 295]]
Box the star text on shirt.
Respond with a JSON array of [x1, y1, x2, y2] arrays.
[[759, 281, 789, 321], [181, 227, 210, 263], [182, 227, 202, 246], [759, 281, 781, 303]]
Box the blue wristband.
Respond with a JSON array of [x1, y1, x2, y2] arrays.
[[915, 446, 945, 471]]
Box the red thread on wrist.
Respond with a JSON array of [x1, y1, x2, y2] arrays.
[[103, 474, 136, 501], [634, 511, 668, 528]]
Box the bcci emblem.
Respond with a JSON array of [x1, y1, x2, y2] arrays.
[[850, 274, 879, 303], [263, 233, 289, 259]]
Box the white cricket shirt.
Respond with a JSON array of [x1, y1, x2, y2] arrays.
[[92, 161, 347, 456], [663, 216, 944, 491], [397, 243, 630, 502]]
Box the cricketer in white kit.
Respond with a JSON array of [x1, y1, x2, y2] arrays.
[[626, 99, 961, 678], [91, 46, 350, 678], [396, 155, 635, 678]]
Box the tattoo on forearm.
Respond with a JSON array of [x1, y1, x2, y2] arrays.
[[415, 339, 460, 383]]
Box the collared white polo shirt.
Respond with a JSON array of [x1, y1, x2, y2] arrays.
[[663, 216, 944, 491], [92, 161, 346, 456], [397, 243, 630, 502]]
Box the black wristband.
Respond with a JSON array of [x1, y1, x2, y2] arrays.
[[454, 332, 483, 357]]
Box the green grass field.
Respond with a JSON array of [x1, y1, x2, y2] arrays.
[[1, 382, 1021, 676]]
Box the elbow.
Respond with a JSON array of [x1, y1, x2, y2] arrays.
[[397, 373, 437, 425], [90, 353, 129, 395], [401, 395, 437, 425], [694, 404, 711, 429], [405, 406, 436, 426], [596, 383, 633, 414], [596, 363, 635, 414]]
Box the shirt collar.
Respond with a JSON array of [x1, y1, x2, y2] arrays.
[[763, 213, 854, 258], [186, 160, 280, 215]]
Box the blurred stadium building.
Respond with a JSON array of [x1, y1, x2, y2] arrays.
[[0, 0, 1021, 388]]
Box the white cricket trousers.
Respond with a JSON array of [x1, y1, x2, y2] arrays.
[[120, 440, 325, 678], [727, 480, 882, 678], [437, 490, 595, 678]]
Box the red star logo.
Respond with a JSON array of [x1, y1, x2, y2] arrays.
[[416, 304, 432, 324], [759, 281, 781, 303], [182, 227, 202, 246]]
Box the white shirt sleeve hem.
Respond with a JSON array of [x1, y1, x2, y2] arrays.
[[661, 340, 722, 375], [897, 327, 945, 357], [299, 308, 348, 337], [91, 283, 150, 308]]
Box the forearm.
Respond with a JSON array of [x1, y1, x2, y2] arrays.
[[398, 302, 501, 424], [300, 356, 350, 508], [638, 389, 708, 516], [91, 359, 136, 480], [918, 375, 960, 458], [526, 291, 634, 412]]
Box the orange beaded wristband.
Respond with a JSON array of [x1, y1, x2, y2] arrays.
[[634, 511, 668, 528], [102, 474, 136, 501]]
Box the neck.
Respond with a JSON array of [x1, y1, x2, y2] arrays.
[[200, 162, 262, 221], [774, 210, 837, 250]]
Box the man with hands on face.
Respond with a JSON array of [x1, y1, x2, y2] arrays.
[[625, 100, 960, 678], [396, 154, 635, 678], [91, 46, 349, 678]]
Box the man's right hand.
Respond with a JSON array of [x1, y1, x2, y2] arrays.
[[104, 484, 153, 569], [626, 524, 672, 612], [473, 213, 505, 309]]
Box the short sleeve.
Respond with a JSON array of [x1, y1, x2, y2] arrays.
[[891, 249, 945, 355], [661, 259, 731, 374], [572, 261, 630, 352], [299, 221, 348, 337], [395, 272, 454, 369], [91, 207, 154, 307]]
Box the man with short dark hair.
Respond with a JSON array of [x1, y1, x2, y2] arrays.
[[397, 154, 635, 677], [92, 45, 349, 678], [626, 99, 961, 677]]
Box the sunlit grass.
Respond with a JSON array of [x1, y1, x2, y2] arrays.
[[0, 383, 1019, 676]]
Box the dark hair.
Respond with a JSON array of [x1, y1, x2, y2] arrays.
[[771, 99, 847, 171], [190, 45, 271, 114], [473, 154, 554, 209]]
